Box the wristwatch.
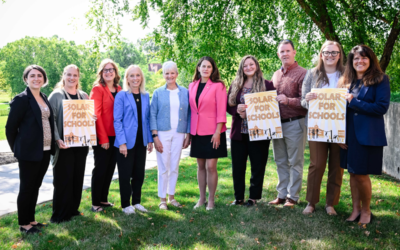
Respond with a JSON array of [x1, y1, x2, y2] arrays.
[[152, 134, 158, 138]]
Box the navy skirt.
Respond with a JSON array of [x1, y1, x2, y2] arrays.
[[340, 109, 383, 175], [190, 132, 228, 159]]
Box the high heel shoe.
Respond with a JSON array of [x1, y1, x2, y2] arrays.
[[345, 213, 361, 222], [359, 212, 374, 226]]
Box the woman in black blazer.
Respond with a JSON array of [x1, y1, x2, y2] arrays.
[[338, 45, 390, 225], [6, 65, 56, 234]]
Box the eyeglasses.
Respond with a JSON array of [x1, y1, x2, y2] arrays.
[[322, 51, 340, 57], [103, 68, 115, 73]]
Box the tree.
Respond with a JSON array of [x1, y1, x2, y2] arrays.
[[104, 39, 146, 68], [0, 61, 8, 92], [0, 36, 99, 95], [86, 0, 400, 88]]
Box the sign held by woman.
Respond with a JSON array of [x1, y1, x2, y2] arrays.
[[244, 90, 282, 141], [63, 100, 97, 146], [308, 88, 347, 143]]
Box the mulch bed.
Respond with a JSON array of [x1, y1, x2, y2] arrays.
[[0, 152, 17, 165]]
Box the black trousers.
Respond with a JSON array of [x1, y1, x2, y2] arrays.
[[51, 147, 89, 223], [91, 136, 118, 206], [17, 151, 51, 225], [231, 134, 270, 200], [117, 143, 147, 208]]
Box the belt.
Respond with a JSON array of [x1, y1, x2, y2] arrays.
[[281, 116, 305, 123]]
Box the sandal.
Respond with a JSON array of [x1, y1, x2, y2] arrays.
[[325, 205, 337, 216], [193, 201, 207, 209], [302, 203, 316, 215], [159, 202, 168, 210], [101, 202, 114, 207], [168, 199, 182, 208], [91, 206, 103, 212]]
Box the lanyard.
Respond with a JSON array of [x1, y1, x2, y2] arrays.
[[62, 88, 81, 100]]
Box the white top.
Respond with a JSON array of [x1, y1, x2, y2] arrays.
[[322, 71, 340, 88], [168, 88, 180, 129]]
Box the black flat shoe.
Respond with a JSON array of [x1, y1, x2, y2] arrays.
[[101, 203, 114, 207], [230, 200, 244, 206], [72, 211, 81, 217], [31, 222, 46, 228], [91, 206, 103, 212], [20, 227, 41, 234], [245, 200, 257, 207], [345, 213, 361, 222]]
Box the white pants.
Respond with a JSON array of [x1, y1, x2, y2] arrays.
[[157, 130, 185, 198]]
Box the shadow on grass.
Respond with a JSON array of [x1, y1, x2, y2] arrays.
[[0, 148, 399, 249]]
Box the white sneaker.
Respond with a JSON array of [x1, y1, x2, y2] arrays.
[[133, 204, 148, 212], [122, 205, 135, 214]]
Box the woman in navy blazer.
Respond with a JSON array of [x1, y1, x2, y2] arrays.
[[6, 65, 55, 234], [114, 65, 153, 214], [338, 45, 390, 225]]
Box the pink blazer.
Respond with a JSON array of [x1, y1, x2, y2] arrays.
[[189, 79, 227, 136]]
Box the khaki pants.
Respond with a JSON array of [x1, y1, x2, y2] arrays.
[[272, 118, 307, 201], [306, 141, 344, 206]]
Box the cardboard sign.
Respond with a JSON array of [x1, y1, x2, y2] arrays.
[[63, 100, 97, 147], [308, 88, 347, 143], [244, 90, 282, 141]]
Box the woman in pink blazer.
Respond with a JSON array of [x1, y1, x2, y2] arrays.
[[188, 56, 227, 210]]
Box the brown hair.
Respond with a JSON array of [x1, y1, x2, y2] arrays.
[[228, 55, 265, 106], [22, 65, 48, 87], [338, 45, 385, 88], [314, 40, 345, 87], [93, 59, 121, 89], [192, 56, 224, 84], [55, 64, 81, 89], [278, 39, 295, 50]]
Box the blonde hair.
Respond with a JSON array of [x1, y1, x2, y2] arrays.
[[314, 40, 345, 87], [228, 55, 265, 106], [93, 59, 121, 89], [123, 65, 146, 94], [54, 64, 81, 89]]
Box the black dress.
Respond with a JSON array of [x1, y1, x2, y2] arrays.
[[190, 82, 228, 159], [340, 80, 383, 175]]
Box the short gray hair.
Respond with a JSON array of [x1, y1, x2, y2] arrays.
[[162, 61, 178, 75]]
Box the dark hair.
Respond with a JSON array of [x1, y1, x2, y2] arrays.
[[22, 65, 48, 87], [338, 45, 385, 88], [278, 39, 295, 50], [93, 58, 121, 89], [192, 56, 224, 84]]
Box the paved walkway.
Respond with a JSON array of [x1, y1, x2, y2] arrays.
[[0, 131, 231, 217]]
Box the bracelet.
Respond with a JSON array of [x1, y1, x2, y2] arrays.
[[152, 134, 158, 138]]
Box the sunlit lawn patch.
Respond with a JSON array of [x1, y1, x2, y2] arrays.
[[1, 148, 399, 249]]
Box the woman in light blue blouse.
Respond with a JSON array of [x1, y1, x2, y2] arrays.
[[150, 61, 191, 210]]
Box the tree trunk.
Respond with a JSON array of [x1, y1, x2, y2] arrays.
[[380, 13, 400, 72]]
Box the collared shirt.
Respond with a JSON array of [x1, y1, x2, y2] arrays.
[[272, 61, 307, 119]]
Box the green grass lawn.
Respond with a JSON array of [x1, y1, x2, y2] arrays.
[[1, 148, 399, 249], [0, 116, 7, 140], [226, 114, 232, 129], [0, 91, 11, 103]]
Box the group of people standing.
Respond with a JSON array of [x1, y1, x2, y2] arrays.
[[6, 39, 390, 234]]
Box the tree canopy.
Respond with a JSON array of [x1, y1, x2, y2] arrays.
[[0, 36, 99, 96], [86, 0, 400, 88]]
